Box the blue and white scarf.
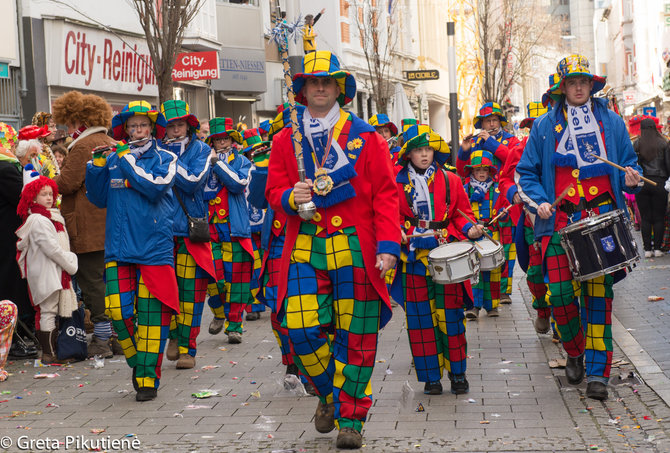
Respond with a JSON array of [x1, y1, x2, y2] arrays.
[[555, 99, 609, 178], [468, 176, 493, 203], [165, 136, 190, 158], [302, 104, 357, 208], [408, 163, 436, 221], [129, 139, 153, 158]]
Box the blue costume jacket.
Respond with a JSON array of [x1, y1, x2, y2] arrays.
[[85, 139, 177, 265], [162, 134, 211, 237], [515, 97, 643, 240]]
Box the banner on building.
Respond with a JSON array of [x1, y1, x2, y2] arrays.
[[172, 51, 219, 81]]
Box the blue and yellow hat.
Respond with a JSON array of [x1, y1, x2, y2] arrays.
[[473, 102, 508, 130], [112, 100, 167, 140], [269, 103, 305, 139], [397, 124, 450, 166], [549, 54, 606, 97], [519, 102, 548, 129], [160, 100, 200, 131], [464, 149, 497, 176], [542, 73, 562, 107], [368, 114, 398, 136], [293, 51, 356, 107], [258, 120, 271, 135]]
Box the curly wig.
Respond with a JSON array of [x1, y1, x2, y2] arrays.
[[52, 91, 113, 129], [17, 176, 59, 221]]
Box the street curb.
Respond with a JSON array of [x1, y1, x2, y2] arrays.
[[611, 314, 670, 407]]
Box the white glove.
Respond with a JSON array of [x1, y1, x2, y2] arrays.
[[665, 177, 670, 193]]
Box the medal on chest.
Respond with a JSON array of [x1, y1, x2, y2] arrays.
[[313, 167, 334, 196]]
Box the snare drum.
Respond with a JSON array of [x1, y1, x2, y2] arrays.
[[427, 242, 480, 284], [559, 209, 640, 282], [474, 237, 505, 271]]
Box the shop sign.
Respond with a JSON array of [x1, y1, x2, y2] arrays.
[[210, 47, 266, 93], [172, 51, 219, 81], [45, 20, 158, 96], [622, 90, 637, 105], [405, 70, 440, 81]]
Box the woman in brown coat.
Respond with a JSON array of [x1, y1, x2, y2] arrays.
[[52, 91, 119, 358]]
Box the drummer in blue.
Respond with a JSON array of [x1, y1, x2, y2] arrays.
[[515, 54, 643, 401]]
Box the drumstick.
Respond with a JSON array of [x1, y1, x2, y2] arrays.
[[456, 209, 500, 246], [488, 205, 510, 226], [589, 153, 657, 186], [550, 184, 573, 210], [406, 230, 447, 239]]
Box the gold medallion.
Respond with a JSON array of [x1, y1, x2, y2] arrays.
[[313, 168, 334, 196]]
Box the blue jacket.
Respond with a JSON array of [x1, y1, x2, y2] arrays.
[[162, 134, 211, 237], [515, 97, 642, 240], [203, 148, 252, 238], [85, 139, 177, 265]]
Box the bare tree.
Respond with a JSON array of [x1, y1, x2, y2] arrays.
[[349, 0, 401, 114], [476, 0, 560, 105], [131, 0, 206, 103]]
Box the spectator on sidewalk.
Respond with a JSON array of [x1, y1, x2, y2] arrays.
[[302, 8, 325, 54], [633, 118, 670, 257], [52, 91, 120, 359]]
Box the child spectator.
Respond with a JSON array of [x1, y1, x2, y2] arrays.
[[16, 165, 78, 364], [51, 145, 67, 169]]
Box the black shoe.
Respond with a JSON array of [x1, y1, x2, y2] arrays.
[[286, 363, 299, 376], [586, 381, 608, 401], [246, 311, 261, 321], [136, 387, 157, 402], [131, 368, 139, 392], [450, 374, 470, 394], [423, 381, 443, 395], [566, 354, 585, 385], [303, 381, 318, 396], [8, 335, 39, 359]]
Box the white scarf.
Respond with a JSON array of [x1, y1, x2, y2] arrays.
[[556, 99, 607, 169], [408, 163, 435, 221], [129, 139, 153, 158], [302, 104, 350, 177]]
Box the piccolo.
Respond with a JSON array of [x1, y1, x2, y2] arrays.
[[90, 136, 186, 154]]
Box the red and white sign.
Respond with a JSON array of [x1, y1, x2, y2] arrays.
[[172, 51, 219, 81], [623, 90, 637, 105]]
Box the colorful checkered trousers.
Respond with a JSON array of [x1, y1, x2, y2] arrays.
[[105, 262, 172, 389], [244, 232, 265, 316], [398, 250, 467, 383], [498, 217, 517, 296], [168, 238, 210, 357], [472, 231, 502, 312], [207, 224, 258, 334], [524, 224, 551, 319], [545, 203, 616, 380], [282, 223, 382, 432]]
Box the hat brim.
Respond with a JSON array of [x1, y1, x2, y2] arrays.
[[397, 132, 451, 166], [374, 122, 398, 137], [293, 71, 357, 106], [519, 117, 535, 129], [166, 114, 200, 130], [474, 113, 508, 130], [243, 141, 271, 154], [550, 74, 606, 97], [206, 130, 243, 145], [112, 110, 166, 140]]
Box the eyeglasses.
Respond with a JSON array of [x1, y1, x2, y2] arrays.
[[126, 123, 152, 131]]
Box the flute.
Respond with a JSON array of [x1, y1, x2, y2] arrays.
[[90, 136, 187, 154]]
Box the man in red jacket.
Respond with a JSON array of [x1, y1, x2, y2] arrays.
[[265, 51, 400, 450]]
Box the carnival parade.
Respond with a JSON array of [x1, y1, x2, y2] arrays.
[[1, 1, 670, 451]]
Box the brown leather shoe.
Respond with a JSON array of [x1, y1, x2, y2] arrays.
[[87, 336, 113, 359], [534, 316, 550, 334], [336, 427, 362, 449], [166, 338, 179, 361], [176, 354, 196, 369], [500, 294, 512, 304], [314, 400, 335, 433], [109, 337, 124, 356]]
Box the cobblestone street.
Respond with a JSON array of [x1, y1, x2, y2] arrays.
[[1, 245, 670, 452]]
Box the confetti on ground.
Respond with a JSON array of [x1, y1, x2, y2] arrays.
[[376, 359, 386, 363], [415, 403, 425, 412], [90, 428, 105, 434], [201, 365, 220, 371], [191, 391, 220, 399], [173, 413, 183, 418], [218, 347, 227, 351], [491, 413, 501, 417], [500, 360, 513, 364], [579, 409, 589, 413], [46, 403, 59, 408], [34, 373, 59, 379], [250, 381, 257, 384], [648, 295, 664, 301], [549, 358, 567, 368], [229, 361, 238, 365], [250, 391, 261, 398], [479, 420, 490, 424], [185, 405, 211, 409], [466, 398, 476, 403]]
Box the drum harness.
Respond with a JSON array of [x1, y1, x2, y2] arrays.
[[404, 168, 451, 244], [559, 192, 614, 224]]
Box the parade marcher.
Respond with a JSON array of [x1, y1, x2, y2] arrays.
[[86, 100, 179, 402], [457, 103, 518, 304], [265, 50, 400, 449], [16, 165, 78, 364], [258, 120, 271, 142], [498, 102, 553, 333], [52, 91, 119, 359], [302, 8, 325, 54], [516, 55, 643, 401], [390, 123, 483, 395], [463, 150, 505, 318], [369, 113, 400, 164], [202, 117, 255, 344], [160, 100, 215, 369]]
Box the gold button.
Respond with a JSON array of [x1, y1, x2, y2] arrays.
[[331, 216, 342, 227], [404, 220, 411, 229], [273, 220, 281, 229], [567, 187, 576, 197], [571, 169, 580, 178], [495, 187, 500, 193], [312, 212, 322, 222], [502, 140, 508, 145], [218, 208, 226, 217], [589, 186, 598, 196], [209, 199, 216, 206], [215, 196, 222, 204]]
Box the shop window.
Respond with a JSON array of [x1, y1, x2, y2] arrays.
[[217, 0, 259, 6]]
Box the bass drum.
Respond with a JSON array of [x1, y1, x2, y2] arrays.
[[427, 242, 480, 285]]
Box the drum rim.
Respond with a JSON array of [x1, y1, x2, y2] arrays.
[[428, 241, 475, 259], [572, 256, 640, 281], [559, 209, 625, 234]]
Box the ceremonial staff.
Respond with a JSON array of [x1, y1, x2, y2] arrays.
[[268, 12, 317, 220]]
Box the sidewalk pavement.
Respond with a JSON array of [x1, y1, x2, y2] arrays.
[[1, 263, 670, 452]]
